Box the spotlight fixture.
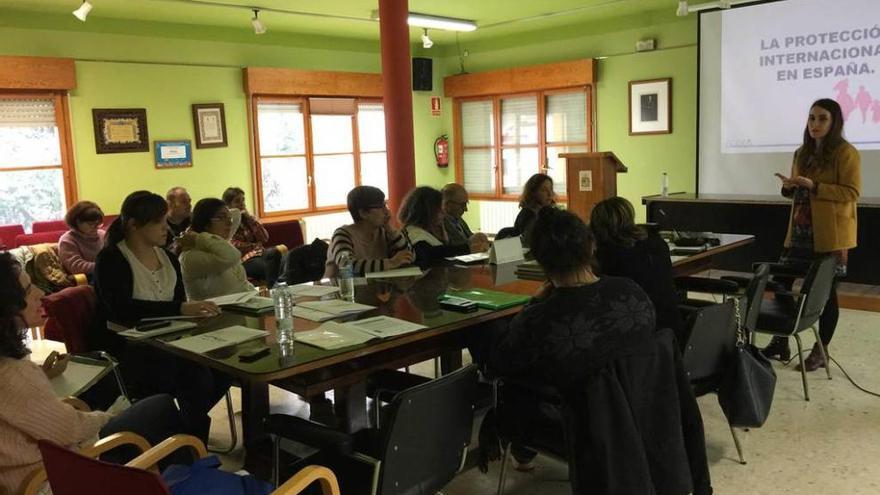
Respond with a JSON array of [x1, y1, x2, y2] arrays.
[[72, 1, 93, 22], [251, 9, 267, 35], [421, 29, 434, 49], [676, 1, 689, 17], [371, 10, 477, 32]]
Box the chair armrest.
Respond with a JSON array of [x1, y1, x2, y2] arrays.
[[265, 415, 354, 457], [272, 465, 341, 495], [274, 244, 289, 256], [72, 273, 88, 286], [20, 432, 152, 495], [61, 396, 91, 411], [126, 434, 208, 472], [675, 276, 741, 295]]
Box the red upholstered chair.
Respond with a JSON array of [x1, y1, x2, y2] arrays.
[[41, 285, 97, 354], [102, 214, 119, 229], [32, 220, 68, 233], [265, 219, 305, 253], [15, 230, 67, 247], [0, 224, 25, 249]]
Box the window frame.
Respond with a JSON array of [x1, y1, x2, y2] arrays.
[[0, 90, 78, 217], [454, 86, 593, 202], [250, 95, 384, 219]]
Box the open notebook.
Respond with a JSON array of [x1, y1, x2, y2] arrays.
[[167, 326, 268, 354], [297, 316, 427, 350]]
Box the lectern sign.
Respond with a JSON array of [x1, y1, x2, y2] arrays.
[[579, 170, 593, 192]]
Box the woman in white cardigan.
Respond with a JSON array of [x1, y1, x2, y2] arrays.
[[179, 198, 254, 301]]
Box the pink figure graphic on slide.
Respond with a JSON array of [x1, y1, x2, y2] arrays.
[[832, 79, 857, 120], [854, 86, 873, 123], [871, 99, 880, 124]]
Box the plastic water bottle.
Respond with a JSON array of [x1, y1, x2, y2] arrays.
[[661, 171, 669, 197], [338, 254, 355, 301], [272, 281, 295, 345]]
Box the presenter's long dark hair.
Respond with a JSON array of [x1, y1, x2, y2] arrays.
[[796, 98, 846, 173], [105, 191, 169, 246]]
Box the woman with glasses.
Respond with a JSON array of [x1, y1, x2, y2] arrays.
[[325, 186, 414, 278], [58, 200, 106, 278], [179, 198, 254, 301]]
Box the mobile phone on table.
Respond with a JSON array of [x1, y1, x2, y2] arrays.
[[239, 347, 271, 363]]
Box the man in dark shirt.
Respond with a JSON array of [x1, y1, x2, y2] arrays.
[[441, 183, 487, 246], [165, 186, 191, 250]]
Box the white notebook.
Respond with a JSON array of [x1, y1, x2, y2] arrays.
[[289, 284, 341, 297], [364, 267, 423, 279], [117, 320, 198, 339], [297, 299, 375, 316], [168, 326, 268, 354], [297, 316, 427, 350]]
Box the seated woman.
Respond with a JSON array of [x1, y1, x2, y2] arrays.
[[0, 253, 185, 495], [590, 196, 685, 345], [95, 191, 230, 442], [179, 198, 254, 301], [399, 186, 489, 269], [325, 186, 414, 277], [58, 201, 105, 279], [223, 187, 277, 282], [513, 173, 556, 246]]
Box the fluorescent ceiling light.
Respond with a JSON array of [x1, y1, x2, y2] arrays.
[[72, 1, 92, 22], [371, 11, 477, 32], [251, 9, 267, 35], [688, 0, 753, 14], [421, 29, 433, 48], [676, 1, 689, 17]]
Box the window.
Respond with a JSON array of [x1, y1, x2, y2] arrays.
[[253, 97, 387, 217], [0, 93, 76, 231], [456, 88, 591, 200]]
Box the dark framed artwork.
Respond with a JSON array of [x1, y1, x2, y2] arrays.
[[92, 108, 149, 153], [628, 78, 672, 135], [191, 103, 227, 148]]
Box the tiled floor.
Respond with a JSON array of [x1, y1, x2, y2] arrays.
[[210, 306, 880, 494]]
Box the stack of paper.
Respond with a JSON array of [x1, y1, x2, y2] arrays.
[[364, 266, 423, 279], [117, 320, 198, 339], [445, 252, 490, 263], [289, 284, 341, 297], [227, 296, 274, 313], [168, 326, 268, 353], [207, 291, 257, 306], [444, 288, 531, 310], [293, 300, 375, 322], [297, 316, 427, 350], [514, 260, 546, 281]]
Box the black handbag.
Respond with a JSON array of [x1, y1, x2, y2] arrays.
[[718, 299, 777, 427]]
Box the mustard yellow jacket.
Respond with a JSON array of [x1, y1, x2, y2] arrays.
[[784, 142, 861, 252]]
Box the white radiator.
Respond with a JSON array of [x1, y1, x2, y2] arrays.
[[302, 212, 351, 241], [478, 201, 519, 235]]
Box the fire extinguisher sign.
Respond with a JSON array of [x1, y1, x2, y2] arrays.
[[431, 96, 441, 116]]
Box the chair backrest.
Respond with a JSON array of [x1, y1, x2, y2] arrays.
[[797, 255, 837, 331], [41, 285, 98, 353], [0, 224, 25, 248], [377, 364, 478, 495], [15, 230, 66, 247], [102, 214, 119, 229], [38, 440, 170, 495], [265, 219, 305, 251], [742, 263, 770, 333], [283, 238, 329, 284], [32, 220, 68, 233], [495, 227, 519, 240], [681, 299, 737, 384]]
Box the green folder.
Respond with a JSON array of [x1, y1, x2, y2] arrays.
[[443, 288, 531, 310]]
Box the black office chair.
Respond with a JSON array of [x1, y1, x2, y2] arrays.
[[753, 256, 835, 401], [494, 227, 519, 240], [680, 299, 745, 463], [266, 364, 479, 495]]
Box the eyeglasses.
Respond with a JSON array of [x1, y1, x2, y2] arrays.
[[211, 215, 233, 224]]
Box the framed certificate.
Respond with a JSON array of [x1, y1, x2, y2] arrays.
[[92, 108, 149, 153], [191, 103, 227, 148], [154, 140, 193, 169], [628, 78, 672, 135]]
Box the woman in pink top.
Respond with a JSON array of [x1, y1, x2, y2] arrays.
[[0, 253, 184, 494], [58, 201, 106, 277]]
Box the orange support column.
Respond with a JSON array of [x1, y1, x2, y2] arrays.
[[378, 0, 416, 216]]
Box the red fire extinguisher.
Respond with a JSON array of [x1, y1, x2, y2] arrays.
[[434, 134, 449, 168]]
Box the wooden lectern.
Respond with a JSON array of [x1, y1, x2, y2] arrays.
[[561, 151, 628, 222]]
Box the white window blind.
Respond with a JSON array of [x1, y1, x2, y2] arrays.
[[257, 102, 305, 156], [501, 96, 538, 145], [0, 98, 56, 126], [461, 100, 495, 193], [545, 92, 587, 143], [461, 100, 493, 147]]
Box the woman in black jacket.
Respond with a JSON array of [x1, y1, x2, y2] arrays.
[[590, 196, 686, 346], [95, 191, 230, 442], [512, 173, 555, 246]]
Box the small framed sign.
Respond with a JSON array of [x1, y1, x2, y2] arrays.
[[628, 78, 672, 135], [154, 140, 193, 169], [191, 103, 227, 148]]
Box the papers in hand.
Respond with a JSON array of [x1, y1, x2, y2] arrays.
[[288, 284, 341, 297], [117, 320, 198, 339], [364, 266, 423, 279], [297, 316, 427, 350], [50, 360, 109, 398], [207, 291, 257, 306], [167, 325, 268, 353]]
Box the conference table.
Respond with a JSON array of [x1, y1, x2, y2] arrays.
[[139, 232, 753, 465]]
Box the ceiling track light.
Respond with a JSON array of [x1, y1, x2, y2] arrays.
[[251, 9, 267, 35], [421, 29, 434, 49], [681, 0, 753, 15], [676, 1, 689, 17], [72, 1, 93, 22]]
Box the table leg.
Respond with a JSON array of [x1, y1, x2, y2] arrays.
[[334, 382, 369, 433], [240, 379, 270, 464], [440, 350, 463, 375]]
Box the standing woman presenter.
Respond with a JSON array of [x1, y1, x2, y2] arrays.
[[763, 98, 861, 371]]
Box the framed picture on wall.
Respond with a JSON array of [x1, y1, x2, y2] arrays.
[[191, 103, 227, 148], [628, 78, 671, 135], [154, 140, 193, 169], [92, 108, 149, 153]]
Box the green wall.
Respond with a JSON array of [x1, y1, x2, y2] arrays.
[[1, 9, 698, 223]]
